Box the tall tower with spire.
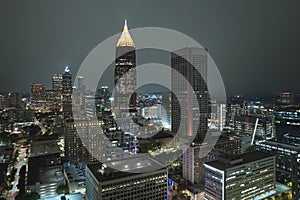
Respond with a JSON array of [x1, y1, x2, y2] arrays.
[[114, 19, 136, 116]]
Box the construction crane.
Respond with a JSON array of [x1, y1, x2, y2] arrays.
[[251, 118, 259, 145]]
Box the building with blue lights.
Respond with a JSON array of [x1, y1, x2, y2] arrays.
[[256, 140, 300, 200]]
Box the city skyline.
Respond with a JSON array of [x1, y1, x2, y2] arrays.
[[1, 1, 300, 96], [0, 10, 299, 199]]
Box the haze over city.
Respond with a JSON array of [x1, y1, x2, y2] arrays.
[[1, 0, 300, 96]]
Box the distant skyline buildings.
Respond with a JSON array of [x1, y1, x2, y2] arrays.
[[0, 2, 299, 199]]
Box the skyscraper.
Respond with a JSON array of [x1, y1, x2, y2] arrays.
[[182, 133, 241, 184], [171, 47, 208, 141], [161, 92, 172, 129], [114, 20, 136, 117], [62, 66, 73, 116], [52, 73, 63, 91], [64, 118, 90, 163], [50, 73, 63, 111], [4, 92, 23, 108], [30, 83, 46, 102]]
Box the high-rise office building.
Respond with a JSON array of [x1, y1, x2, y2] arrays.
[[30, 83, 46, 102], [204, 151, 276, 200], [183, 133, 241, 184], [171, 47, 208, 141], [161, 92, 172, 129], [256, 140, 300, 200], [52, 73, 63, 109], [62, 66, 73, 116], [86, 155, 168, 200], [97, 86, 110, 103], [278, 91, 294, 105], [64, 117, 110, 163], [114, 20, 136, 117], [4, 92, 23, 108], [72, 76, 86, 117], [209, 99, 226, 131], [64, 119, 93, 163], [52, 74, 63, 91], [0, 94, 5, 109]]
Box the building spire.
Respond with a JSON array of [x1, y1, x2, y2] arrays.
[[116, 19, 135, 47], [124, 18, 127, 29]]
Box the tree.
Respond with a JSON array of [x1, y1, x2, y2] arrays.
[[24, 192, 40, 200], [56, 184, 69, 195], [244, 145, 256, 153]]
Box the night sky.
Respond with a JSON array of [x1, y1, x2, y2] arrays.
[[0, 0, 300, 96]]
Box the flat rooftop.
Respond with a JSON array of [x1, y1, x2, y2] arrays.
[[39, 166, 64, 184], [87, 154, 166, 182], [30, 140, 61, 157], [205, 151, 274, 171], [257, 140, 300, 152], [64, 164, 85, 182]]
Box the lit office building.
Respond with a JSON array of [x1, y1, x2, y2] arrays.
[[0, 94, 5, 109], [209, 99, 226, 131], [161, 92, 172, 129], [278, 91, 294, 105], [4, 92, 23, 108], [234, 115, 274, 140], [283, 133, 300, 146], [64, 119, 91, 163], [86, 155, 168, 200], [183, 133, 241, 184], [52, 73, 63, 109], [226, 96, 246, 127], [73, 76, 85, 108], [171, 47, 208, 141], [52, 73, 63, 91], [204, 151, 276, 200], [62, 66, 73, 116], [274, 107, 300, 141], [65, 118, 112, 163], [182, 144, 216, 184], [30, 83, 46, 102], [256, 140, 300, 200], [97, 86, 110, 103], [140, 104, 162, 119], [114, 20, 136, 117]]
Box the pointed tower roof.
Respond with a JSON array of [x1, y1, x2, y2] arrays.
[[116, 19, 135, 48]]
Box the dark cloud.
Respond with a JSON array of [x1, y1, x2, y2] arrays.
[[0, 0, 299, 96]]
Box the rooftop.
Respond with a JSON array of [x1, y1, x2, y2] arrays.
[[257, 140, 300, 152], [30, 140, 61, 157], [39, 166, 64, 184], [205, 151, 274, 171], [87, 154, 166, 182]]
